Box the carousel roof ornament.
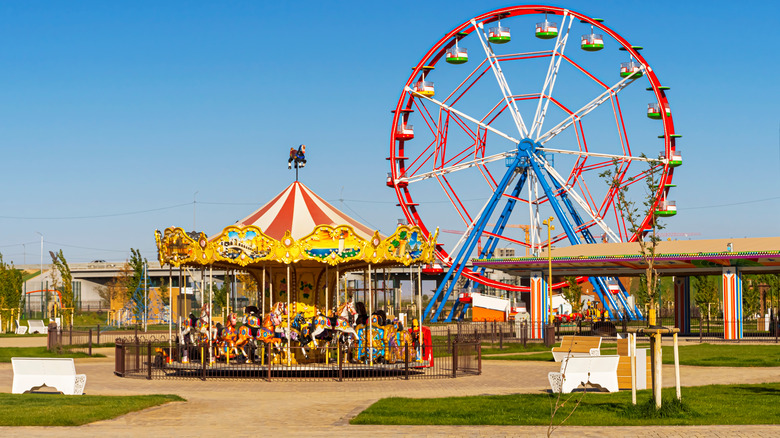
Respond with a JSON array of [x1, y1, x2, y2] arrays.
[[155, 181, 437, 269]]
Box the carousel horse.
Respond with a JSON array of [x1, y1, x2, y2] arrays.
[[355, 314, 390, 363], [235, 307, 282, 361], [180, 312, 200, 346], [218, 313, 240, 359], [329, 302, 358, 354], [288, 312, 311, 359]]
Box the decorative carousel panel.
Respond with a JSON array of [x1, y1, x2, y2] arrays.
[[155, 227, 202, 267], [361, 231, 385, 264], [273, 230, 304, 264], [211, 225, 276, 267], [379, 226, 439, 265], [298, 225, 366, 265]]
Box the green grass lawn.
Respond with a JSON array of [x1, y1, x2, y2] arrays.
[[483, 343, 780, 367], [0, 346, 104, 362], [0, 393, 184, 426], [351, 383, 780, 426]]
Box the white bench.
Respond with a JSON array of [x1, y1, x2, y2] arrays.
[[27, 320, 48, 334], [15, 320, 28, 335], [11, 357, 87, 395], [548, 355, 619, 394]]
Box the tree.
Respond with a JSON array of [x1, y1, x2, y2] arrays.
[[600, 156, 665, 325], [158, 282, 170, 306], [236, 272, 258, 304], [49, 250, 74, 326], [0, 253, 24, 317], [693, 275, 719, 332], [126, 248, 146, 301], [208, 282, 230, 314], [742, 275, 762, 320], [563, 277, 583, 311]]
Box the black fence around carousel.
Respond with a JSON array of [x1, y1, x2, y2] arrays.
[[114, 335, 481, 381]]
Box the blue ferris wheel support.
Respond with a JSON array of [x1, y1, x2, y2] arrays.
[[424, 139, 643, 323]]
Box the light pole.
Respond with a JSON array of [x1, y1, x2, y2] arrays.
[[35, 232, 43, 319], [542, 217, 555, 324]]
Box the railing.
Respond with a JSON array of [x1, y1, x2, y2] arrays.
[[114, 337, 481, 381], [47, 325, 106, 355]]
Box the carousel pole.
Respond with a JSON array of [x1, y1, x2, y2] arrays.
[[209, 264, 214, 365], [286, 264, 291, 366], [226, 269, 230, 319], [325, 264, 329, 315], [368, 263, 373, 366], [262, 265, 266, 316], [168, 265, 172, 348], [417, 263, 423, 360], [336, 267, 340, 310]]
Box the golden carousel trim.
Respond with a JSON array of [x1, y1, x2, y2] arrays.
[[155, 224, 439, 268]]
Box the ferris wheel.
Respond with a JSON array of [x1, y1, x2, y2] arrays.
[[387, 5, 680, 322]]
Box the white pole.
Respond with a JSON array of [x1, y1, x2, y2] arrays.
[[325, 264, 329, 315], [630, 333, 637, 405], [168, 265, 173, 347], [144, 262, 148, 332], [262, 265, 266, 316], [674, 332, 681, 401], [336, 267, 340, 310]]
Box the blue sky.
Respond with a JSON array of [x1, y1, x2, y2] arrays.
[[0, 0, 778, 265]]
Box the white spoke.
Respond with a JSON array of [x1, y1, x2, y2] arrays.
[[541, 147, 663, 163], [535, 71, 643, 144], [532, 152, 621, 242], [406, 86, 522, 144], [397, 151, 513, 184], [530, 11, 573, 139], [471, 19, 529, 138]]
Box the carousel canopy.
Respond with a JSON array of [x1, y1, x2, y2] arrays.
[[235, 181, 376, 241], [155, 181, 438, 269]]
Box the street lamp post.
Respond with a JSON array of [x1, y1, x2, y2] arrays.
[[35, 232, 43, 319], [542, 217, 555, 325]]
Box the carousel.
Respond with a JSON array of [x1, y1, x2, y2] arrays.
[[154, 150, 438, 370]]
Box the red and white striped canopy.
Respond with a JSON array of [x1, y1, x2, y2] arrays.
[[234, 181, 377, 241]]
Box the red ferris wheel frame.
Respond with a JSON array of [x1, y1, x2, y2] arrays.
[[388, 5, 678, 292]]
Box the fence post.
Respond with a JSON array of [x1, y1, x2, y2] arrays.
[[477, 342, 482, 375], [499, 324, 503, 349], [522, 322, 527, 348], [447, 327, 451, 352], [146, 342, 152, 380], [69, 324, 73, 346], [267, 344, 272, 382], [492, 320, 496, 346], [201, 343, 206, 381], [97, 324, 101, 346], [404, 341, 409, 380], [338, 340, 343, 382], [46, 327, 54, 351], [452, 339, 458, 378], [699, 317, 703, 343], [135, 338, 140, 372], [88, 329, 93, 356]]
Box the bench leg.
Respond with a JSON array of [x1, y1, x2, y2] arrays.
[[548, 372, 563, 393]]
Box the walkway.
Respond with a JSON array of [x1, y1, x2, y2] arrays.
[[0, 339, 778, 436]]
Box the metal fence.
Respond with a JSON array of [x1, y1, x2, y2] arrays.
[[114, 337, 481, 381], [47, 325, 108, 355]]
